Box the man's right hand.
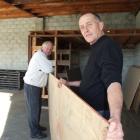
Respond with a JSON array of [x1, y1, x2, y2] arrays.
[[58, 78, 68, 88]]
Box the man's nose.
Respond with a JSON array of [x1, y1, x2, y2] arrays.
[[84, 26, 89, 33]]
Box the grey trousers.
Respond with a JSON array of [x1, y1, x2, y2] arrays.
[[24, 83, 42, 136]]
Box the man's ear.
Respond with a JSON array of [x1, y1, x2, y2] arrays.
[[99, 21, 104, 31]]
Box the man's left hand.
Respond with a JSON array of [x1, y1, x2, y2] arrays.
[[106, 118, 124, 140]]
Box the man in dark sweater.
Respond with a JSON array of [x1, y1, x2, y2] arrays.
[[59, 13, 124, 140]]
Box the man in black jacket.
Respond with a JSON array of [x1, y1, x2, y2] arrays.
[[59, 13, 124, 140]]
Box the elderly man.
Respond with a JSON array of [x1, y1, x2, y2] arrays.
[[59, 13, 124, 140], [24, 41, 53, 139]]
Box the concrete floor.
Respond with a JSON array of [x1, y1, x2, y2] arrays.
[[0, 89, 50, 140], [0, 89, 140, 140]]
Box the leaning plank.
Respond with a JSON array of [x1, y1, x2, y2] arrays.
[[48, 74, 108, 140], [131, 84, 140, 113], [123, 66, 140, 109]]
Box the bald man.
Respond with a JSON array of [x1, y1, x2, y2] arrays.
[[24, 41, 53, 139], [59, 13, 124, 140]]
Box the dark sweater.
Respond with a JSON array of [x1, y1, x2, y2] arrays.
[[79, 35, 123, 110]]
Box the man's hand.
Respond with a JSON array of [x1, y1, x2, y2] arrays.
[[58, 78, 68, 88], [106, 82, 124, 140], [106, 117, 124, 140]]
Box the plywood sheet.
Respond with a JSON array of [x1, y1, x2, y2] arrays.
[[48, 74, 108, 140], [123, 66, 140, 109], [131, 84, 140, 113]]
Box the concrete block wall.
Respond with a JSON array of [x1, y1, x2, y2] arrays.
[[122, 44, 140, 84], [0, 12, 139, 83], [100, 13, 135, 28], [45, 12, 135, 30], [45, 14, 80, 30], [0, 17, 42, 70], [122, 11, 140, 82], [122, 49, 134, 83], [134, 44, 140, 66], [134, 11, 140, 65]]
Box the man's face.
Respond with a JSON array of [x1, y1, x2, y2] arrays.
[[43, 42, 53, 56], [79, 13, 104, 44]]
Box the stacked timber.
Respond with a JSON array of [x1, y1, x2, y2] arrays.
[[0, 69, 25, 89]]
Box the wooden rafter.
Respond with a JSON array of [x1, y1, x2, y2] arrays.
[[0, 0, 139, 18], [4, 0, 37, 17], [5, 0, 140, 5]]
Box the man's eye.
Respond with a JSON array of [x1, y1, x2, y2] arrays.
[[87, 23, 92, 26]]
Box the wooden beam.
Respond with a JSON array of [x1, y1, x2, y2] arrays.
[[22, 1, 140, 16], [23, 1, 140, 9], [1, 0, 139, 18], [5, 0, 64, 5], [0, 9, 31, 14], [3, 0, 35, 17], [31, 3, 139, 16], [0, 6, 19, 12], [0, 13, 32, 19], [6, 0, 140, 5]]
